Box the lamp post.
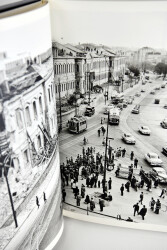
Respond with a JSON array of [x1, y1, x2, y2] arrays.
[[103, 112, 114, 194], [0, 160, 18, 228], [58, 78, 62, 132]]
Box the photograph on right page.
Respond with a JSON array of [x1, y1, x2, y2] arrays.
[[50, 0, 167, 229]]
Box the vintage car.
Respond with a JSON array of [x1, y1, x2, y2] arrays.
[[131, 105, 140, 114], [84, 106, 95, 117], [138, 125, 151, 135], [149, 167, 167, 184], [145, 152, 163, 166], [122, 133, 136, 144]]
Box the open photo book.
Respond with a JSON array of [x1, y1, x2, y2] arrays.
[[1, 0, 167, 249]]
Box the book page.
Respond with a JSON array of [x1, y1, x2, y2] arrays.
[[0, 2, 63, 250], [50, 0, 167, 232]]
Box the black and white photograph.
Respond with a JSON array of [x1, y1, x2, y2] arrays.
[[51, 0, 167, 231], [0, 2, 63, 250]]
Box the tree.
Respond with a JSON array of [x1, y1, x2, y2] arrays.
[[67, 94, 77, 105], [128, 65, 140, 77], [154, 63, 167, 78]]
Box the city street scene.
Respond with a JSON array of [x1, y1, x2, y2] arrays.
[[51, 1, 167, 229]]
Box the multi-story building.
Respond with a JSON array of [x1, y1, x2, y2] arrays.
[[0, 48, 60, 235]]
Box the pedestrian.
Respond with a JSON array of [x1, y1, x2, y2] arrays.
[[101, 117, 103, 124], [155, 199, 161, 214], [98, 129, 101, 137], [62, 189, 66, 202], [90, 198, 95, 211], [159, 188, 166, 198], [101, 126, 106, 136], [120, 184, 124, 196], [99, 199, 104, 212], [133, 202, 139, 216], [76, 195, 81, 206], [139, 192, 144, 204], [134, 158, 138, 168], [85, 195, 90, 204], [108, 177, 112, 190], [139, 205, 147, 220], [154, 178, 159, 188], [150, 197, 155, 211], [102, 137, 105, 145], [43, 192, 47, 203], [108, 192, 112, 201], [122, 148, 126, 157], [125, 181, 130, 192], [98, 180, 101, 188], [36, 196, 40, 208], [81, 184, 85, 198], [130, 151, 134, 161], [83, 137, 86, 145]]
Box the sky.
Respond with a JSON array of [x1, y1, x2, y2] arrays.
[[50, 0, 167, 51], [0, 3, 52, 58]]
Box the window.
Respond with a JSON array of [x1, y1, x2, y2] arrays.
[[51, 84, 53, 97], [23, 149, 29, 164], [37, 135, 41, 149], [39, 96, 43, 113], [33, 101, 38, 120], [48, 88, 51, 102], [15, 109, 23, 129], [25, 106, 31, 126]]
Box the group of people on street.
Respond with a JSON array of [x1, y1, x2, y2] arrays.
[[60, 143, 165, 222]]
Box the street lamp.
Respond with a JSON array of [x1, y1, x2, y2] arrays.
[[0, 156, 18, 228], [103, 112, 114, 194], [58, 78, 62, 133]]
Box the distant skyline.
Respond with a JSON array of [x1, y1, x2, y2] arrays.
[[50, 1, 167, 51]]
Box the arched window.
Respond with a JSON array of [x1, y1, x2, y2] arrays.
[[39, 96, 43, 113], [25, 106, 31, 126], [33, 101, 38, 120], [15, 109, 23, 129]]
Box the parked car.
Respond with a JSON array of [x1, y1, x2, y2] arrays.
[[138, 125, 151, 135], [155, 86, 160, 90], [131, 105, 140, 114], [161, 83, 165, 88], [122, 133, 136, 144], [145, 152, 163, 166], [141, 89, 145, 92], [162, 146, 167, 156], [84, 106, 95, 117], [117, 103, 123, 111], [149, 167, 167, 184], [126, 98, 133, 104], [145, 76, 149, 80], [163, 104, 167, 109], [154, 99, 160, 104], [135, 92, 141, 97], [142, 81, 146, 85], [160, 118, 167, 129], [150, 90, 155, 94]]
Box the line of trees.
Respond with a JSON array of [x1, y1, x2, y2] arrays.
[[154, 63, 167, 79]]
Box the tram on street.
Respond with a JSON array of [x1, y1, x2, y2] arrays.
[[68, 115, 87, 134]]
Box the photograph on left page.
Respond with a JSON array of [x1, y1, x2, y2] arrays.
[[0, 2, 63, 250]]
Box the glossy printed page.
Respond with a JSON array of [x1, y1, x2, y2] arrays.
[[0, 2, 63, 250], [50, 0, 167, 232]]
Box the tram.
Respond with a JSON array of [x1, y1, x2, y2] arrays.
[[68, 115, 87, 133]]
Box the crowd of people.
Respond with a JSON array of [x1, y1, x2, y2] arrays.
[[60, 137, 166, 221]]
